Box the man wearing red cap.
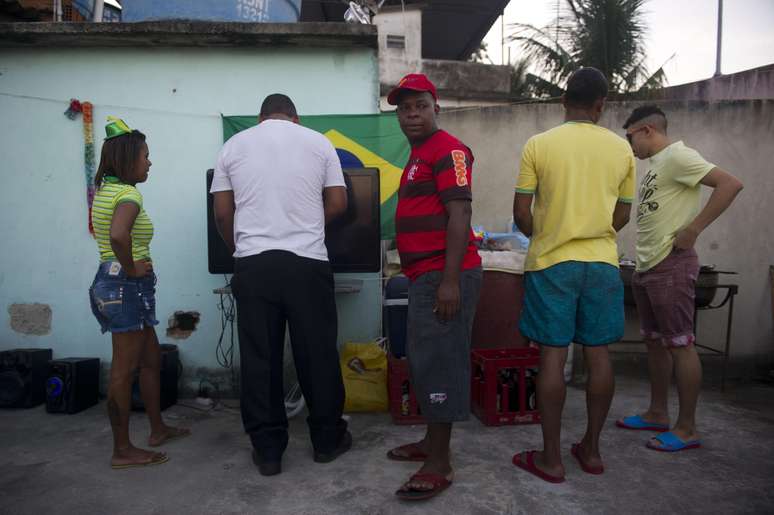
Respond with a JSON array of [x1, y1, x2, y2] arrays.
[[385, 73, 482, 501]]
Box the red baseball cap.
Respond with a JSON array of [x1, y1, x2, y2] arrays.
[[387, 73, 438, 105]]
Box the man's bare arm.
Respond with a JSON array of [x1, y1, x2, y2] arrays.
[[213, 190, 236, 254], [674, 168, 743, 249]]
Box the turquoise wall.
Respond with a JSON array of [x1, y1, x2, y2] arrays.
[[0, 46, 382, 386]]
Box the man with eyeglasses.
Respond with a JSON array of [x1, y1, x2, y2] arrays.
[[616, 105, 743, 452]]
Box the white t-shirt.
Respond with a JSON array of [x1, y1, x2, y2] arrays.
[[210, 119, 345, 261]]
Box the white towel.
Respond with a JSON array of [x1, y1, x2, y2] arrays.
[[479, 250, 526, 275]]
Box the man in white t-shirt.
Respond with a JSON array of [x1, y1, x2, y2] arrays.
[[211, 94, 351, 476]]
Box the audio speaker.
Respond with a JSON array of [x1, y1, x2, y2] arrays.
[[0, 348, 52, 408], [46, 358, 100, 414], [206, 169, 235, 274], [131, 344, 179, 411]]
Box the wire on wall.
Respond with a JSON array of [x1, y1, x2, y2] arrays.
[[216, 275, 239, 396]]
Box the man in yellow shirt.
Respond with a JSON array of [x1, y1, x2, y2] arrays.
[[616, 105, 743, 452], [511, 67, 635, 483]]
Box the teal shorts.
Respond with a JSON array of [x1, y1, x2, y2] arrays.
[[519, 261, 624, 347]]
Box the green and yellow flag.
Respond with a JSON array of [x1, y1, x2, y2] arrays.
[[222, 114, 409, 239]]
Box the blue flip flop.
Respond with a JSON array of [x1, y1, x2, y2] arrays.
[[616, 414, 669, 432], [646, 431, 701, 452]]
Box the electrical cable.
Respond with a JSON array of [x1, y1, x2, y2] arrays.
[[215, 275, 240, 398], [215, 275, 236, 370]]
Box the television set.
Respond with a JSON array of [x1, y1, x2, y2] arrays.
[[206, 168, 381, 274]]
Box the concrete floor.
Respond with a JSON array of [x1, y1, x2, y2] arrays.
[[1, 376, 773, 515]]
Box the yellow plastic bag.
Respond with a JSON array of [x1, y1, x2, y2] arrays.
[[341, 339, 388, 412]]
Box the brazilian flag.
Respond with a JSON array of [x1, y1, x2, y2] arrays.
[[222, 114, 410, 240]]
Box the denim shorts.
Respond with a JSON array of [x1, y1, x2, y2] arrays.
[[406, 267, 482, 423], [89, 261, 159, 334], [632, 248, 699, 348], [520, 261, 624, 347]]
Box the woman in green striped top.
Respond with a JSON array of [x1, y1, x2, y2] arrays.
[[89, 117, 189, 469]]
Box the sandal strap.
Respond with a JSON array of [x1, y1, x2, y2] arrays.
[[407, 472, 452, 489], [388, 443, 428, 459]]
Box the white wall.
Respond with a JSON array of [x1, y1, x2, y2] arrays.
[[440, 100, 774, 360], [373, 7, 422, 87]]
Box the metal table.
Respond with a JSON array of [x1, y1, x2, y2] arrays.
[[693, 284, 739, 392]]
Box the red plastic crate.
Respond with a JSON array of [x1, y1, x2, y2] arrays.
[[471, 347, 541, 426], [387, 354, 426, 425]]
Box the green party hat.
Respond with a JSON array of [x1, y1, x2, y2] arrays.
[[104, 116, 133, 140]]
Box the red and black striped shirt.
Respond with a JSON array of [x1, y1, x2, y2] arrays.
[[396, 130, 481, 281]]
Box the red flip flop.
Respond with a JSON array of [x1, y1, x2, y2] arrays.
[[512, 450, 565, 484], [395, 472, 453, 501], [387, 442, 428, 462], [571, 443, 604, 475]]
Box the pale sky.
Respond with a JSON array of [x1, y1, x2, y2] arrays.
[[483, 0, 774, 86]]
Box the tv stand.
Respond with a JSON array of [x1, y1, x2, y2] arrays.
[[213, 278, 363, 296]]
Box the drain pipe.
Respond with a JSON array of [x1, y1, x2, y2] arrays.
[[92, 0, 105, 22], [714, 0, 723, 77], [53, 0, 62, 21]]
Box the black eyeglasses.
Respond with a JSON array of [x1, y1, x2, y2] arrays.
[[625, 126, 648, 144]]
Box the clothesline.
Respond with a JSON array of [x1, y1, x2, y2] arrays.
[[0, 90, 565, 119], [0, 91, 223, 119]]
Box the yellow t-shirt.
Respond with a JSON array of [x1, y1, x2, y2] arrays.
[[515, 122, 636, 272], [636, 141, 714, 271]]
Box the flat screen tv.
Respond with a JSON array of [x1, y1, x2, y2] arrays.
[[206, 168, 381, 274]]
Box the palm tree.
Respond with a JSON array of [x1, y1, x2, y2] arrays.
[[468, 41, 495, 65], [509, 57, 565, 99], [508, 0, 667, 97]]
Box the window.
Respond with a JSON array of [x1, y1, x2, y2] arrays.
[[386, 35, 406, 50]]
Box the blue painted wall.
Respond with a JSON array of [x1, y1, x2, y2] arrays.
[[120, 0, 303, 23], [0, 46, 382, 386]]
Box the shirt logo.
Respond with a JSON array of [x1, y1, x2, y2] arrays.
[[637, 169, 659, 221], [429, 393, 447, 404], [407, 163, 419, 182], [451, 150, 468, 187]]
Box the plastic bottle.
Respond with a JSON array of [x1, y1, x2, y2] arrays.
[[525, 369, 538, 411], [401, 380, 410, 416]]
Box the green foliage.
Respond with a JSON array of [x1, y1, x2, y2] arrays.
[[508, 0, 667, 96]]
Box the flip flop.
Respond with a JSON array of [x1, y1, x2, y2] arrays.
[[111, 452, 169, 470], [387, 442, 429, 462], [570, 443, 604, 475], [395, 472, 453, 501], [512, 450, 565, 484], [646, 431, 701, 452], [616, 415, 669, 432], [149, 428, 191, 447]]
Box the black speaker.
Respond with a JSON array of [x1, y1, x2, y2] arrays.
[[131, 344, 179, 412], [46, 358, 100, 414], [206, 169, 235, 274], [0, 348, 52, 408]]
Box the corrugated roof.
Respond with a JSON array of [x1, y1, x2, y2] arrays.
[[301, 0, 508, 61]]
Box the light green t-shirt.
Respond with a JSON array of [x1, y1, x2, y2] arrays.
[[635, 141, 714, 271], [92, 176, 154, 262]]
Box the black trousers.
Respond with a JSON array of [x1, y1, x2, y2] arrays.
[[231, 250, 347, 459]]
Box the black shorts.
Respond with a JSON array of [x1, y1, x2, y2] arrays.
[[406, 267, 482, 423]]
